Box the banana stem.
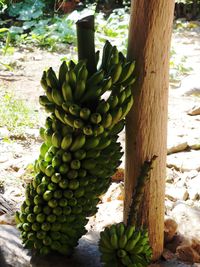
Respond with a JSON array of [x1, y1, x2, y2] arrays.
[[127, 155, 157, 226], [76, 15, 97, 76]]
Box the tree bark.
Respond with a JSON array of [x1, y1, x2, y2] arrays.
[[124, 0, 175, 261]]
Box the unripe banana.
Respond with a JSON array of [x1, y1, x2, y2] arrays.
[[80, 108, 91, 121], [108, 94, 119, 109], [96, 100, 110, 114], [83, 125, 93, 136], [90, 113, 102, 124], [109, 63, 123, 84], [46, 67, 59, 89], [62, 81, 73, 102], [100, 40, 113, 70], [64, 114, 75, 128], [58, 61, 68, 86], [102, 113, 113, 128], [61, 134, 73, 150], [77, 64, 88, 82], [51, 88, 64, 106], [70, 134, 86, 152], [110, 107, 123, 126], [110, 234, 118, 249], [109, 120, 125, 135], [74, 118, 84, 129], [69, 104, 81, 117], [118, 234, 128, 249], [86, 69, 104, 87], [118, 61, 135, 83], [121, 95, 134, 119], [125, 225, 135, 240], [39, 95, 51, 106], [83, 136, 100, 150], [74, 79, 86, 101], [54, 108, 65, 124]]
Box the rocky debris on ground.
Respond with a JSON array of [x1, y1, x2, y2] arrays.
[[187, 106, 200, 116], [167, 150, 200, 172]]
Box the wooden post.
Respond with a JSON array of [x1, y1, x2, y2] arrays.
[[124, 0, 175, 261]]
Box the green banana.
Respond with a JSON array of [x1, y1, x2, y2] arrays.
[[110, 107, 123, 126], [62, 81, 73, 102], [58, 61, 68, 86], [121, 75, 136, 88], [73, 60, 86, 75], [95, 138, 111, 150], [39, 95, 51, 106], [86, 69, 104, 87], [70, 134, 86, 152], [44, 103, 55, 113], [80, 85, 102, 103], [124, 85, 132, 99], [74, 79, 86, 101], [118, 61, 135, 83], [108, 94, 119, 109], [86, 149, 101, 158], [81, 159, 96, 170], [73, 119, 84, 129], [62, 101, 72, 112], [93, 125, 104, 136], [108, 45, 119, 66], [117, 250, 128, 260], [110, 233, 118, 249], [45, 87, 54, 102], [125, 225, 135, 240], [118, 234, 128, 249], [69, 104, 81, 117], [64, 114, 76, 128], [51, 88, 64, 106], [118, 90, 127, 105], [121, 95, 134, 119], [83, 125, 93, 136], [77, 64, 88, 82], [102, 113, 113, 128], [46, 67, 59, 89], [121, 255, 132, 266], [109, 62, 123, 84], [83, 136, 100, 150], [69, 69, 76, 89], [54, 108, 65, 124], [117, 222, 125, 237], [96, 100, 110, 114], [100, 40, 113, 70], [90, 113, 102, 124], [68, 60, 76, 70], [80, 108, 91, 121], [109, 120, 125, 135], [51, 132, 62, 148], [125, 231, 141, 252], [99, 76, 112, 95], [61, 134, 73, 150]]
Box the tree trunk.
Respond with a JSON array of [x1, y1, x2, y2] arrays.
[[124, 0, 175, 261]]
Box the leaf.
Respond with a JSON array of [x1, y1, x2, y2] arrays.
[[0, 28, 8, 33]]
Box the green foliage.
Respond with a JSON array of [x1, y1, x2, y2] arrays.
[[8, 0, 45, 20], [0, 91, 39, 133]]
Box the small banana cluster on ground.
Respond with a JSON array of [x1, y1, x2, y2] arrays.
[[16, 40, 135, 256], [99, 222, 152, 267]]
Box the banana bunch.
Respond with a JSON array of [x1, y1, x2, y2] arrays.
[[99, 223, 152, 267], [16, 40, 135, 256]]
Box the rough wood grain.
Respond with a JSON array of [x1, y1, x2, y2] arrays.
[[124, 0, 175, 260]]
